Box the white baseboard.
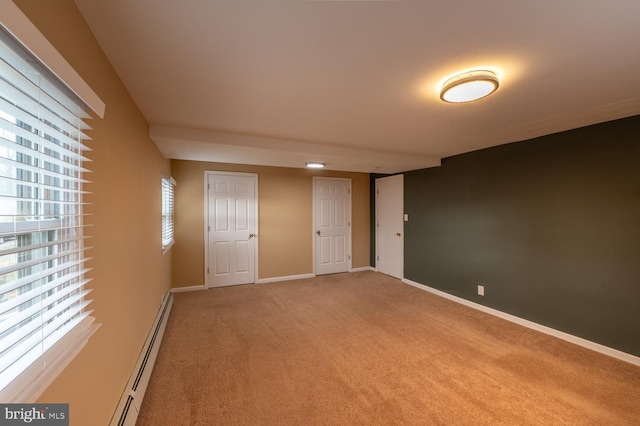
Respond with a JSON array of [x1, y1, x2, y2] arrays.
[[350, 266, 375, 272], [402, 278, 640, 367], [257, 273, 316, 284], [189, 269, 375, 287], [171, 285, 205, 293], [257, 268, 375, 284]]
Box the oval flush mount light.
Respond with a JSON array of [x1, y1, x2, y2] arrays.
[[440, 70, 499, 103], [306, 161, 326, 169]]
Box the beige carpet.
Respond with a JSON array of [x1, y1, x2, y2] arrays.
[[137, 271, 640, 425]]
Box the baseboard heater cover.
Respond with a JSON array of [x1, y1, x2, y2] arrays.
[[110, 290, 174, 426]]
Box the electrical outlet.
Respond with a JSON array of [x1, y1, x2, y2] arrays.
[[478, 285, 485, 296]]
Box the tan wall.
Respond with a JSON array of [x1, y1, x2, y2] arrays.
[[172, 160, 370, 287], [14, 1, 172, 425]]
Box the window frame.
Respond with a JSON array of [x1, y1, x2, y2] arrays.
[[161, 176, 175, 252], [0, 4, 103, 402]]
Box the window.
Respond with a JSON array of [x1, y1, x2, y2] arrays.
[[161, 176, 175, 251], [0, 28, 97, 398]]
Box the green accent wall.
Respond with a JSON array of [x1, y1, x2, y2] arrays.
[[404, 115, 640, 357]]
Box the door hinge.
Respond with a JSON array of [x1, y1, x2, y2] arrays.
[[377, 255, 379, 261], [348, 255, 351, 260], [348, 221, 351, 227], [377, 222, 379, 228], [348, 188, 351, 194], [207, 268, 209, 274]]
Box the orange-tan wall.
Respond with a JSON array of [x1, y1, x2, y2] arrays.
[[172, 160, 370, 287], [14, 1, 173, 425]]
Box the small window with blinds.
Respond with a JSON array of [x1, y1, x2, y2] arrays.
[[161, 176, 175, 251], [0, 28, 97, 396]]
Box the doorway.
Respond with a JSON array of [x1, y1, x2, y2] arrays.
[[376, 174, 404, 279], [313, 177, 351, 275], [205, 172, 258, 287]]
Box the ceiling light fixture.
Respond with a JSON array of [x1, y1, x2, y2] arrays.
[[305, 161, 326, 169], [440, 70, 499, 103]]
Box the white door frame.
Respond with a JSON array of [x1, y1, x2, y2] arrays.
[[312, 177, 352, 275], [204, 171, 259, 288], [375, 174, 404, 279]]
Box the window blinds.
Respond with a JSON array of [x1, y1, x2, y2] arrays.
[[161, 176, 175, 251], [0, 29, 93, 391]]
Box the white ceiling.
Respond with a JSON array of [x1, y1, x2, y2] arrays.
[[74, 0, 640, 174]]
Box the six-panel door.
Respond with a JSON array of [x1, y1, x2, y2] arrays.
[[314, 178, 351, 275], [207, 173, 257, 287]]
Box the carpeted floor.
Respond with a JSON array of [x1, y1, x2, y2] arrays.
[[137, 271, 640, 425]]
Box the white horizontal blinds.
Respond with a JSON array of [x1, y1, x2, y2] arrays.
[[0, 29, 93, 391], [161, 177, 175, 250]]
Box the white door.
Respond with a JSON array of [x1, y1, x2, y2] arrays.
[[206, 172, 257, 287], [314, 178, 351, 275], [376, 174, 404, 279]]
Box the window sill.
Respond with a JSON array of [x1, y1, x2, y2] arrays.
[[0, 316, 100, 402], [162, 240, 175, 254]]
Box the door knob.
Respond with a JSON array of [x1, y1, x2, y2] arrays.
[[396, 233, 401, 237], [316, 230, 321, 236], [249, 233, 257, 239]]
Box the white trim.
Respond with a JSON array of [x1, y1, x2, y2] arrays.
[[204, 171, 259, 288], [350, 266, 375, 273], [0, 316, 100, 402], [312, 177, 316, 276], [257, 273, 316, 284], [170, 285, 206, 293], [203, 172, 208, 288], [161, 240, 175, 254], [0, 0, 105, 118], [402, 278, 640, 367]]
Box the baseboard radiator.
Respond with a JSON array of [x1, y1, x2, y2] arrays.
[[110, 291, 174, 426]]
